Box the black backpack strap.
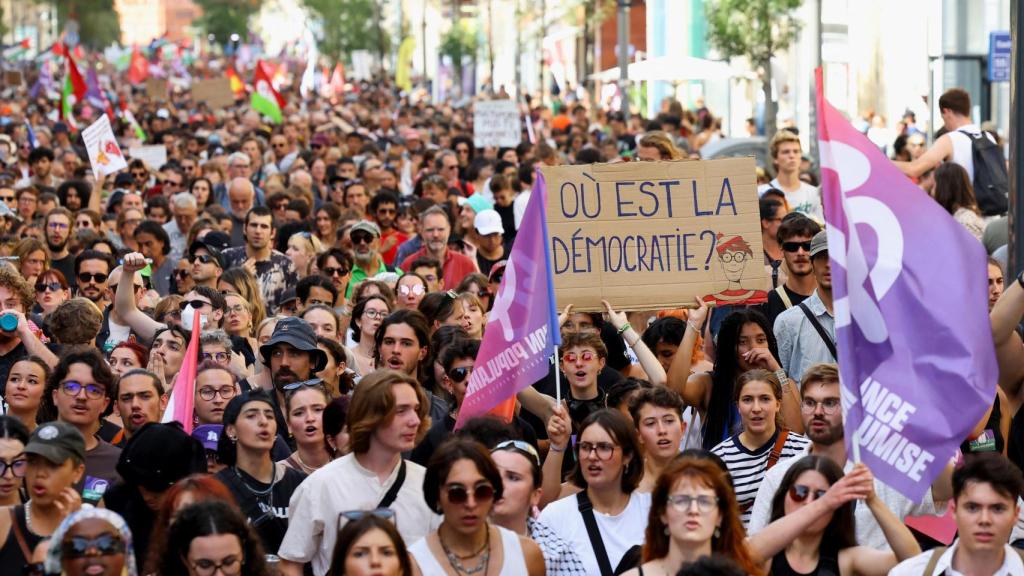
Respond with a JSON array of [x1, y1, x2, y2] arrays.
[[576, 491, 614, 576], [798, 302, 837, 360], [377, 459, 406, 509]]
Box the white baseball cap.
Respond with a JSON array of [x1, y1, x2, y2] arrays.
[[474, 209, 504, 236]]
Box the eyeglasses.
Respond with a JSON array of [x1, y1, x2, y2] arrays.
[[188, 555, 242, 576], [227, 304, 248, 316], [61, 533, 125, 558], [351, 232, 375, 245], [399, 284, 425, 297], [493, 439, 540, 465], [576, 441, 617, 460], [35, 282, 63, 293], [198, 385, 237, 400], [363, 309, 387, 320], [666, 494, 719, 514], [719, 252, 749, 263], [444, 483, 495, 505], [377, 207, 396, 215], [77, 272, 108, 284], [800, 397, 841, 415], [789, 484, 828, 503], [189, 254, 216, 265], [282, 377, 324, 391], [179, 299, 212, 311], [131, 171, 148, 179], [562, 351, 596, 364], [447, 366, 473, 383], [0, 458, 27, 478], [272, 202, 288, 211], [60, 380, 105, 399], [201, 352, 230, 363], [782, 241, 812, 253], [322, 266, 349, 277]]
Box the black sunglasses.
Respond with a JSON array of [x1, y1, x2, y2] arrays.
[[178, 299, 212, 311], [789, 484, 828, 503], [35, 282, 63, 293], [445, 483, 495, 505], [447, 366, 473, 383], [351, 232, 375, 245], [782, 241, 812, 253], [322, 266, 349, 277], [61, 533, 125, 559], [77, 272, 108, 284], [189, 254, 216, 265]]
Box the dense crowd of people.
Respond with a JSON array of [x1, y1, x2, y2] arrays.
[[0, 50, 1021, 576]]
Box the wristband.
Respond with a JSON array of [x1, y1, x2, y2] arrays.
[[549, 444, 567, 453], [775, 369, 789, 384], [617, 323, 632, 335]]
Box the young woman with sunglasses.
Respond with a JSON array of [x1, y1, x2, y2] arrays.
[[395, 273, 428, 311], [350, 295, 391, 378], [44, 506, 136, 576], [710, 369, 810, 527], [4, 357, 51, 432], [0, 416, 29, 507], [489, 440, 587, 575], [411, 438, 545, 576], [411, 338, 480, 465], [156, 500, 270, 576], [33, 269, 68, 319], [281, 384, 331, 475], [539, 409, 649, 575], [215, 390, 306, 555], [330, 514, 414, 576]]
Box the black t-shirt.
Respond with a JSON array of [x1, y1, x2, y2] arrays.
[[476, 245, 508, 277], [216, 464, 306, 555], [761, 285, 812, 328], [495, 203, 517, 242], [51, 254, 76, 291]]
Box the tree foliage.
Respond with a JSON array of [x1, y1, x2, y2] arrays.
[[194, 0, 262, 45], [705, 0, 803, 135], [440, 19, 479, 97], [302, 0, 389, 63], [45, 0, 122, 49]]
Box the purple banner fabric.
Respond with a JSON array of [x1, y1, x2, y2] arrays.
[[815, 73, 997, 500], [456, 171, 561, 429]]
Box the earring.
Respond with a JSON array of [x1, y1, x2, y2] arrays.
[[664, 526, 669, 535], [228, 436, 237, 442], [714, 526, 721, 539]]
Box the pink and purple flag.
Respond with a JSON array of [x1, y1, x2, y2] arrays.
[[161, 309, 201, 434], [456, 171, 561, 429], [815, 70, 997, 499]]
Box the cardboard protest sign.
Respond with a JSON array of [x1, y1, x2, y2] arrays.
[[542, 158, 765, 312], [145, 78, 168, 100], [191, 77, 235, 109], [474, 100, 520, 148], [82, 115, 127, 177], [129, 145, 168, 170], [3, 70, 23, 87]]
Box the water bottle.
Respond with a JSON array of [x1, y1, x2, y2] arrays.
[[0, 313, 17, 332]]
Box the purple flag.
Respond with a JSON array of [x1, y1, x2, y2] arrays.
[[815, 71, 996, 499], [29, 62, 54, 100], [85, 64, 104, 108], [456, 171, 561, 429]]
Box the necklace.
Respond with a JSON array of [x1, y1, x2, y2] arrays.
[[292, 451, 321, 475], [439, 525, 491, 575], [232, 463, 277, 496]]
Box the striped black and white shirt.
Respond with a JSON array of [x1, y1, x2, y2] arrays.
[[710, 430, 811, 527]]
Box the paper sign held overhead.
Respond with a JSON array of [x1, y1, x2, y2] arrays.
[[145, 78, 168, 100], [82, 115, 127, 177], [191, 77, 235, 109], [128, 145, 168, 170], [474, 100, 521, 148], [542, 158, 766, 312], [3, 70, 23, 87]]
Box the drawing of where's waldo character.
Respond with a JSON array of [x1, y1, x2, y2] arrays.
[[702, 233, 768, 306]]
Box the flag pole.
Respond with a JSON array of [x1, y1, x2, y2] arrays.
[[554, 344, 561, 407]]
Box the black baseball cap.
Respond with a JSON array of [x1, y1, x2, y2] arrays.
[[117, 422, 207, 492], [259, 316, 327, 371], [25, 422, 85, 465], [188, 239, 225, 269]]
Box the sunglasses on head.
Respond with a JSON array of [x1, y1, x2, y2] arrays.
[[35, 282, 63, 293], [61, 533, 125, 559], [77, 272, 108, 284], [445, 483, 495, 505], [447, 366, 473, 383], [338, 508, 395, 528], [789, 484, 828, 503], [282, 377, 324, 391], [493, 439, 540, 465], [782, 241, 812, 253]]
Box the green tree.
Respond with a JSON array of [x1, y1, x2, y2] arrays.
[[194, 0, 262, 45], [440, 19, 478, 98], [43, 0, 122, 49], [303, 0, 389, 67], [705, 0, 803, 137]]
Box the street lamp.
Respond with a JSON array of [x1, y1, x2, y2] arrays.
[[617, 0, 630, 120]]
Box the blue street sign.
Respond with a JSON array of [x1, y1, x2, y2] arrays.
[[989, 31, 1011, 83]]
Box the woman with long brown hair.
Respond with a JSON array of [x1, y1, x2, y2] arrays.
[[932, 162, 986, 240]]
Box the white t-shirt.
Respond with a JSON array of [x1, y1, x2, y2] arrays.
[[947, 123, 995, 181], [538, 491, 651, 575], [890, 539, 1024, 575], [277, 454, 440, 575], [758, 179, 824, 223], [746, 445, 941, 550]]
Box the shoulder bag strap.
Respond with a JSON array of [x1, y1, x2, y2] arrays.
[[798, 302, 838, 360], [765, 430, 790, 470], [924, 546, 948, 576], [377, 459, 407, 509], [9, 507, 30, 561], [576, 491, 614, 576], [775, 284, 793, 309]]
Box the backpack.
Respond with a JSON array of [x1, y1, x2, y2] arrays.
[[959, 129, 1009, 216]]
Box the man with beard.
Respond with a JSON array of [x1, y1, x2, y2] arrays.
[[399, 206, 477, 290], [74, 250, 115, 311], [761, 214, 821, 326], [346, 221, 401, 300], [222, 206, 297, 310], [748, 363, 953, 550], [46, 207, 75, 289], [370, 191, 407, 265], [110, 369, 166, 447], [258, 316, 327, 433], [0, 267, 59, 389], [773, 230, 835, 383]]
